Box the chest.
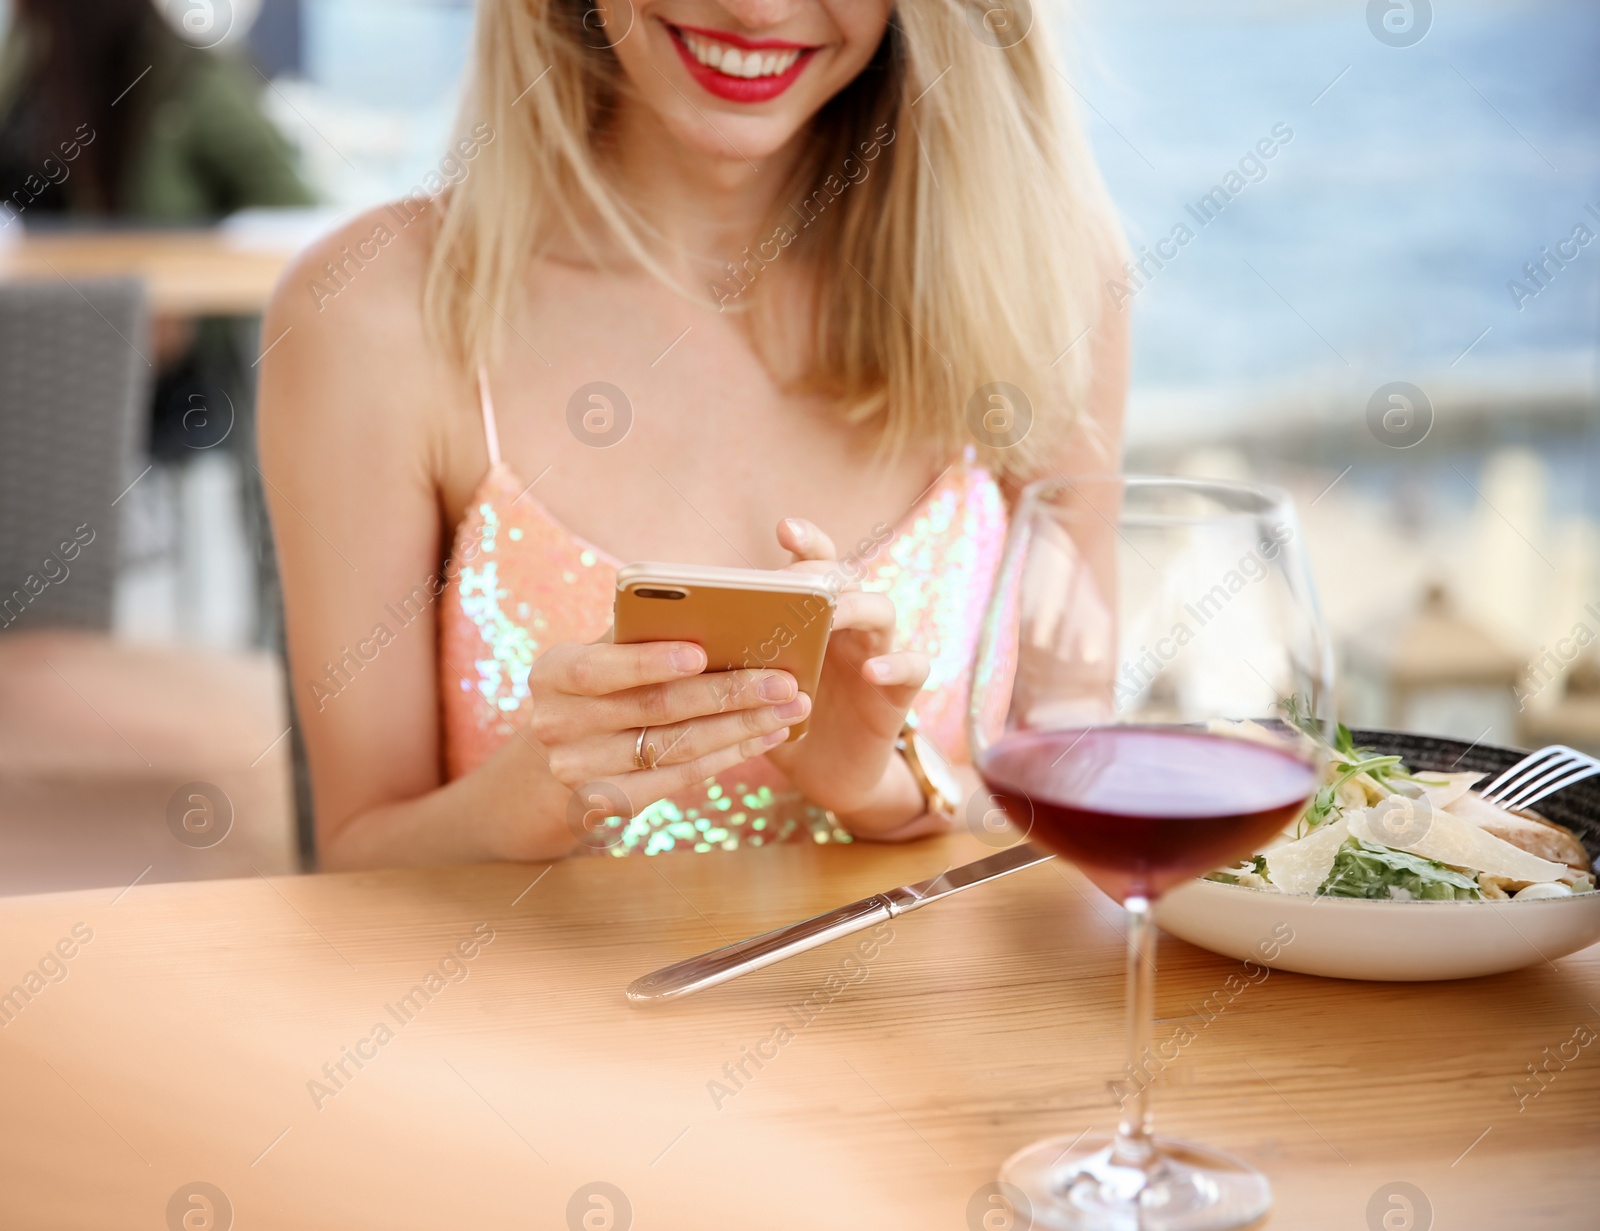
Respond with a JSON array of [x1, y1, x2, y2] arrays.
[[437, 263, 938, 569]]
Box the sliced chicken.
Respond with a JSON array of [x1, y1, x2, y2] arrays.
[[1444, 791, 1591, 874]]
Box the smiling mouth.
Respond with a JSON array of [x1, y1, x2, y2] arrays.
[[664, 22, 820, 102]]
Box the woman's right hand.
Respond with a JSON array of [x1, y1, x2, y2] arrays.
[[506, 639, 809, 858]]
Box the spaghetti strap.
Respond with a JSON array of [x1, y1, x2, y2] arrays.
[[475, 365, 503, 469]]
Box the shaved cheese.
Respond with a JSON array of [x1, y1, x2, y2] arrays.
[[1264, 817, 1350, 895], [1413, 771, 1482, 811], [1349, 803, 1566, 885]]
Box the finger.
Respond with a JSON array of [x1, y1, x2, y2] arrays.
[[861, 650, 930, 689], [626, 693, 811, 771], [629, 725, 796, 801], [545, 640, 706, 697], [603, 668, 798, 731], [777, 517, 838, 563], [560, 723, 793, 847], [778, 557, 859, 599], [546, 692, 808, 786], [830, 590, 896, 635]]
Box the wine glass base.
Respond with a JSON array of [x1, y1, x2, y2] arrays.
[[999, 1134, 1270, 1231]]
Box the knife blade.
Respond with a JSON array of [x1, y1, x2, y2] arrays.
[[625, 842, 1053, 1003]]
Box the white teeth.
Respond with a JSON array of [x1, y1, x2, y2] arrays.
[[680, 31, 802, 79]]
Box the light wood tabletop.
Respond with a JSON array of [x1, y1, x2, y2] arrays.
[[0, 230, 293, 316], [0, 831, 1594, 1230]]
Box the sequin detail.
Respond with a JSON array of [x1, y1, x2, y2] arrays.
[[439, 455, 1008, 855]]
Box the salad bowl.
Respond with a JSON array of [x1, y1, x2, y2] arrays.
[[1157, 730, 1600, 980]]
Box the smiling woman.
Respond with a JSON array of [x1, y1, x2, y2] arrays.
[[432, 0, 1121, 475], [258, 0, 1128, 870]]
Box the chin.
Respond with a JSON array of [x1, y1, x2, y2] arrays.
[[662, 109, 812, 165]]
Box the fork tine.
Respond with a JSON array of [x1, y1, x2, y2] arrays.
[[1481, 747, 1570, 803], [1494, 770, 1560, 810], [1491, 755, 1581, 809], [1500, 761, 1600, 812]]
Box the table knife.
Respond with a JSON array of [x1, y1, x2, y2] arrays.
[[626, 842, 1053, 1003]]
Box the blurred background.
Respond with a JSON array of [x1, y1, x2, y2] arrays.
[[0, 0, 1595, 894]]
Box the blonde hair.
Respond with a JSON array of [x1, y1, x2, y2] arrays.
[[424, 0, 1121, 479]]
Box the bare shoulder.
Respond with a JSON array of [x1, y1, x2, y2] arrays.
[[260, 202, 460, 477], [270, 203, 443, 336]]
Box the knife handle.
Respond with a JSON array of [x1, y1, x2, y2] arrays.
[[626, 893, 900, 1003]]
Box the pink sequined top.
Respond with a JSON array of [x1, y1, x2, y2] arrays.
[[438, 371, 1009, 855]]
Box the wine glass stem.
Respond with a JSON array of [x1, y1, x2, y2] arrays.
[[1112, 893, 1157, 1170]]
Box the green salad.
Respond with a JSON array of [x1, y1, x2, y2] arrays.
[[1203, 715, 1595, 902]]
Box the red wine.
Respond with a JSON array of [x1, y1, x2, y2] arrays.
[[979, 727, 1318, 902]]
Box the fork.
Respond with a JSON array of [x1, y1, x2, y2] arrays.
[[1480, 744, 1600, 812]]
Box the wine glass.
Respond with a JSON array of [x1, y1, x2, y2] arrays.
[[968, 475, 1332, 1230]]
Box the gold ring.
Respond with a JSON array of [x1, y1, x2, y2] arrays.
[[634, 727, 659, 771]]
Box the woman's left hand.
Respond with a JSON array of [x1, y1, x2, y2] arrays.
[[762, 518, 949, 842]]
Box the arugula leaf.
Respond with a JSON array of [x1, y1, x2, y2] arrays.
[[1298, 755, 1403, 835], [1316, 838, 1482, 901], [1300, 784, 1339, 834], [1281, 694, 1325, 743], [1276, 694, 1428, 830]]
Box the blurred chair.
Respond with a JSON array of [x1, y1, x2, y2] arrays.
[[0, 277, 297, 893], [0, 279, 146, 628]]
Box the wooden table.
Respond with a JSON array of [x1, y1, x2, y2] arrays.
[[0, 231, 293, 315], [0, 832, 1594, 1229]]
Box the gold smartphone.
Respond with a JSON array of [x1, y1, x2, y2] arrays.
[[614, 562, 837, 740]]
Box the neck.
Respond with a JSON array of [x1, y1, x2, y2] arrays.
[[603, 97, 809, 281]]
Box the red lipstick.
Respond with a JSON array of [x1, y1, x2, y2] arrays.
[[671, 22, 812, 51], [665, 22, 819, 105]]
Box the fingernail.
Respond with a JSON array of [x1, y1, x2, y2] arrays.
[[763, 728, 790, 747], [758, 674, 796, 702], [783, 518, 805, 544], [773, 696, 808, 720], [865, 660, 891, 683], [670, 646, 704, 673]]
